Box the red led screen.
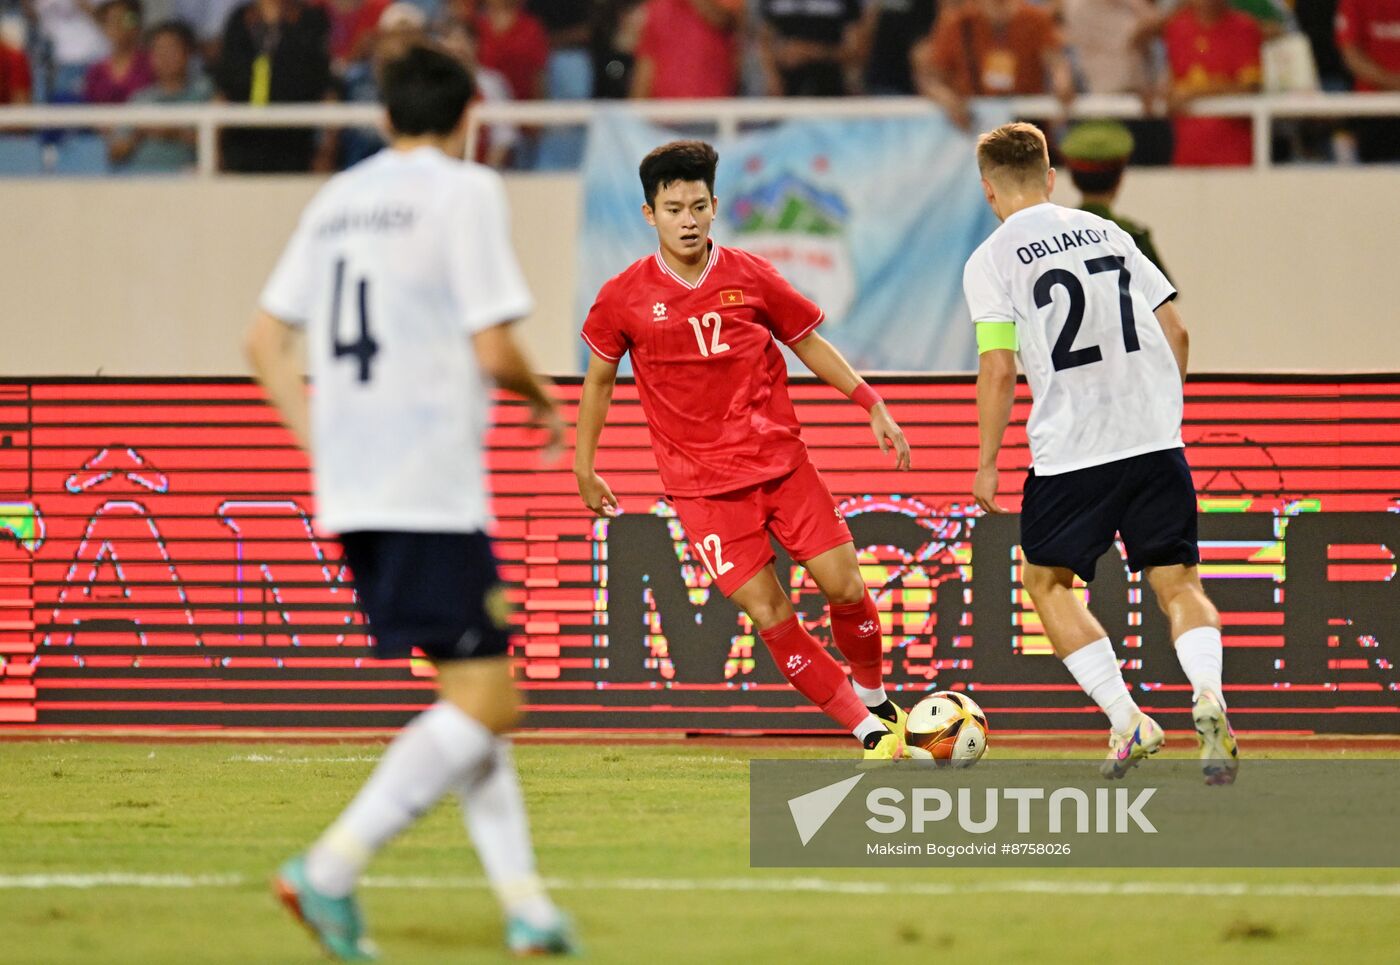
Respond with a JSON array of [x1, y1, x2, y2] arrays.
[[0, 377, 1396, 733]]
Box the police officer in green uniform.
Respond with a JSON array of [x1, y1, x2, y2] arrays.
[[1060, 120, 1172, 285]]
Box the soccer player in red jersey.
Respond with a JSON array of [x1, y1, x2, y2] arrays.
[[573, 140, 914, 759]]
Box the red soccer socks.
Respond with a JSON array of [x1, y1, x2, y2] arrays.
[[828, 594, 884, 691], [759, 614, 868, 731]]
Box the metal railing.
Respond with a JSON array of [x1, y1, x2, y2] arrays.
[[0, 92, 1397, 175]]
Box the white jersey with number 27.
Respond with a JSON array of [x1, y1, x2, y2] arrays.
[[963, 202, 1180, 476], [260, 147, 533, 534]]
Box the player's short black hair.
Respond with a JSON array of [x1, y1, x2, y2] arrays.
[[639, 140, 719, 208], [1068, 165, 1125, 196], [380, 44, 478, 138], [147, 18, 195, 51]]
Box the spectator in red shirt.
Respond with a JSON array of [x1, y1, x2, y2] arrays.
[[1161, 0, 1262, 166], [322, 0, 392, 70], [439, 17, 522, 168], [0, 39, 33, 104], [476, 0, 548, 100], [82, 0, 155, 104], [631, 0, 743, 98], [1336, 0, 1400, 160]]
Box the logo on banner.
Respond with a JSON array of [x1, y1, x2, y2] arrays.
[[730, 167, 855, 325]]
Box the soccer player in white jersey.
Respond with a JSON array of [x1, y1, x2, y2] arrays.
[[245, 46, 577, 959], [963, 123, 1239, 784]]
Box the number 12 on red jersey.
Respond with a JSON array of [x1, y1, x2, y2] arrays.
[[687, 312, 731, 358]]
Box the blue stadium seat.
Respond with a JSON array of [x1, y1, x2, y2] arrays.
[[0, 135, 44, 176], [52, 133, 111, 176]]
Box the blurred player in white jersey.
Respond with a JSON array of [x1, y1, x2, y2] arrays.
[[963, 122, 1239, 784], [245, 45, 577, 959]]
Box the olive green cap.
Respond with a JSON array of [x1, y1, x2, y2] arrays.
[[1061, 120, 1135, 164]]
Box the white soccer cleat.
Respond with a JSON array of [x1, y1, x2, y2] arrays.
[[1192, 691, 1240, 786], [1100, 713, 1165, 780]]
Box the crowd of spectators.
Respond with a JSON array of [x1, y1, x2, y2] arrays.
[[0, 0, 1396, 172]]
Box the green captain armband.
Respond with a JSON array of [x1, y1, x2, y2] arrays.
[[976, 321, 1018, 354]]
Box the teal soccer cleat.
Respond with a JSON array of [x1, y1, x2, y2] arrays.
[[274, 855, 378, 962], [506, 912, 581, 957]]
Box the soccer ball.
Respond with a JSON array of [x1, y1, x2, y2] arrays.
[[904, 691, 989, 766]]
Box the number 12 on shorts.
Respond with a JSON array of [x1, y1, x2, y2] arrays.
[[694, 533, 734, 580]]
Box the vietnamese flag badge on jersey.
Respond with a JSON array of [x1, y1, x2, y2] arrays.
[[721, 290, 744, 306]]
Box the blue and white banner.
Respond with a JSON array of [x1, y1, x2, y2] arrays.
[[575, 107, 1009, 373]]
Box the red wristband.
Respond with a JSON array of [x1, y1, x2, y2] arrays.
[[850, 381, 881, 413]]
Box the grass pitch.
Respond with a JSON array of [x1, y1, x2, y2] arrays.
[[2, 739, 1398, 964]]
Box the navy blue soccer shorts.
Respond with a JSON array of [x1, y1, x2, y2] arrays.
[[1019, 447, 1200, 583], [339, 530, 512, 662]]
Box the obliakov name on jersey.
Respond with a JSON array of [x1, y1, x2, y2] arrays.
[[1015, 228, 1112, 265]]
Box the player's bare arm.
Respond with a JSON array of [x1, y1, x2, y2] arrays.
[[244, 309, 311, 450], [912, 41, 972, 131], [1154, 300, 1190, 383], [629, 54, 655, 98], [1167, 73, 1261, 113], [573, 353, 620, 518], [757, 21, 784, 95], [973, 347, 1016, 515], [789, 331, 911, 470], [1340, 46, 1400, 91], [472, 322, 567, 463], [1045, 46, 1076, 110]]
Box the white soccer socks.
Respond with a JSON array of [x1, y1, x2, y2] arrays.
[[306, 700, 495, 897], [851, 680, 888, 708], [456, 740, 562, 930], [1061, 637, 1139, 734], [1175, 625, 1225, 709]]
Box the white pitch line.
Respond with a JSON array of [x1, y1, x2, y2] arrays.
[[225, 754, 382, 764], [2, 873, 1399, 899], [0, 874, 244, 889]]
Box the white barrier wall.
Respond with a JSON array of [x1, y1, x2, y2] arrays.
[[4, 175, 578, 376], [4, 168, 1397, 376]]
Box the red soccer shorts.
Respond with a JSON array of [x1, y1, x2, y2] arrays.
[[669, 459, 853, 597]]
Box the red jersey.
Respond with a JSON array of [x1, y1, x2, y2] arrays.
[[476, 11, 550, 100], [1336, 0, 1400, 91], [636, 0, 741, 98], [0, 44, 30, 104], [582, 245, 824, 498], [325, 0, 391, 62], [1163, 8, 1261, 166]]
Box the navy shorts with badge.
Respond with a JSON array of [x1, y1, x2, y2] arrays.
[[339, 531, 511, 662], [1020, 447, 1200, 583]]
